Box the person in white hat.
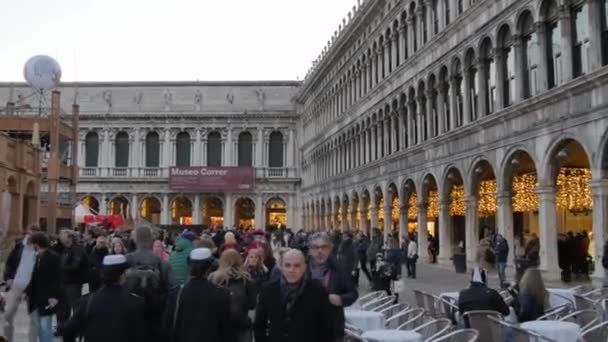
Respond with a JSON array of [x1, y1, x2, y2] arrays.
[[163, 248, 235, 342], [59, 254, 145, 342]]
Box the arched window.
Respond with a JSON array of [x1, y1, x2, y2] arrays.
[[176, 132, 191, 167], [115, 131, 129, 167], [238, 131, 253, 166], [457, 0, 463, 15], [85, 132, 99, 167], [207, 132, 222, 166], [520, 11, 539, 98], [422, 5, 428, 43], [544, 0, 561, 88], [499, 26, 515, 107], [572, 2, 590, 77], [268, 131, 284, 167], [145, 132, 160, 167]]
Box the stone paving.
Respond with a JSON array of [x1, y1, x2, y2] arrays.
[[4, 263, 595, 341]]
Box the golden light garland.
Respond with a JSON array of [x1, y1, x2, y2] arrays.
[[428, 191, 439, 219], [512, 173, 538, 212], [450, 185, 465, 216], [556, 168, 593, 211], [408, 193, 417, 220], [478, 180, 497, 217], [391, 197, 400, 223]]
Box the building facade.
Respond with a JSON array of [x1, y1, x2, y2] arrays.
[[0, 81, 301, 230], [297, 0, 608, 276]]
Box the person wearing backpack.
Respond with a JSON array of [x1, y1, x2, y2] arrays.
[[59, 254, 145, 342], [209, 249, 257, 342], [125, 226, 176, 342]]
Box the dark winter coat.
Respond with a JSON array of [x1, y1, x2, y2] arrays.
[[494, 239, 509, 263], [55, 243, 88, 284], [87, 247, 109, 292], [254, 278, 335, 342], [26, 250, 61, 316], [60, 284, 145, 342], [3, 239, 24, 282], [163, 278, 235, 342], [458, 282, 510, 319]]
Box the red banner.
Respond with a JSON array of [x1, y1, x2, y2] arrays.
[[169, 167, 255, 192]]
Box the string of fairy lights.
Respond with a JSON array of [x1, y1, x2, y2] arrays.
[[353, 167, 593, 223]]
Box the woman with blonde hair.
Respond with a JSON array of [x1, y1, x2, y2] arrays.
[[516, 268, 548, 322], [110, 237, 126, 255], [209, 249, 256, 342]]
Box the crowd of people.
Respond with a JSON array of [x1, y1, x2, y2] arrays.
[[0, 224, 420, 342]]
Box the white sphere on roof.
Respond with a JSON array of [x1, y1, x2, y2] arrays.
[[23, 55, 62, 90]]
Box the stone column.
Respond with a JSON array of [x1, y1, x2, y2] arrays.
[[256, 128, 264, 167], [591, 180, 608, 279], [372, 125, 378, 160], [408, 100, 416, 146], [465, 196, 479, 266], [367, 59, 373, 90], [512, 35, 525, 102], [367, 129, 373, 163], [360, 200, 369, 235], [193, 194, 201, 225], [350, 199, 357, 230], [161, 194, 169, 225], [438, 199, 453, 265], [424, 0, 433, 41], [559, 6, 574, 83], [407, 17, 415, 56], [383, 120, 390, 157], [370, 203, 379, 235], [477, 59, 488, 117], [100, 193, 107, 215], [425, 90, 434, 139], [390, 115, 397, 154], [462, 67, 472, 124], [588, 0, 603, 71], [398, 110, 406, 150], [287, 129, 294, 168], [193, 129, 201, 166], [224, 193, 233, 228], [437, 83, 446, 134], [536, 186, 559, 273], [417, 7, 425, 47], [416, 96, 424, 143], [383, 43, 390, 77], [383, 203, 392, 242], [371, 52, 378, 87], [495, 48, 506, 111], [391, 33, 399, 70], [417, 202, 429, 262], [496, 191, 514, 265], [341, 201, 348, 231], [449, 76, 458, 130], [399, 204, 408, 246], [131, 193, 138, 222], [399, 26, 408, 61], [535, 22, 550, 92]]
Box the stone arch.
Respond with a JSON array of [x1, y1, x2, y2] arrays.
[[466, 156, 498, 195], [541, 136, 594, 186], [498, 145, 540, 191], [596, 128, 608, 179]]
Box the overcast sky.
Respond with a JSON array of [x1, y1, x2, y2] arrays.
[[0, 0, 356, 82]]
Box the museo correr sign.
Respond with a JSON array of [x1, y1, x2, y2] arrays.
[[169, 166, 255, 192]]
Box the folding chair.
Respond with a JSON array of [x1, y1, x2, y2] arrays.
[[412, 318, 453, 341], [362, 295, 396, 311], [429, 329, 479, 342], [388, 307, 425, 330], [378, 303, 410, 320], [582, 321, 608, 342], [558, 309, 600, 330], [537, 304, 570, 320], [357, 290, 387, 307], [414, 289, 428, 308], [487, 316, 556, 342], [460, 310, 502, 342]]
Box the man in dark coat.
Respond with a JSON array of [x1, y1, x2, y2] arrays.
[[54, 229, 88, 326], [59, 254, 145, 342], [163, 248, 235, 342], [308, 232, 358, 339], [254, 249, 334, 342], [26, 232, 61, 342], [457, 270, 510, 323]]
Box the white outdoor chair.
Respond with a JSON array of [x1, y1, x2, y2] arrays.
[[582, 321, 608, 342], [460, 310, 502, 342], [345, 328, 366, 342], [357, 290, 387, 307], [362, 295, 396, 311], [487, 315, 556, 342], [412, 318, 453, 341], [558, 309, 600, 330], [378, 303, 410, 320], [391, 307, 425, 330]]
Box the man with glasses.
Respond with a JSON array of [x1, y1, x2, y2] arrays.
[[308, 232, 358, 340]]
